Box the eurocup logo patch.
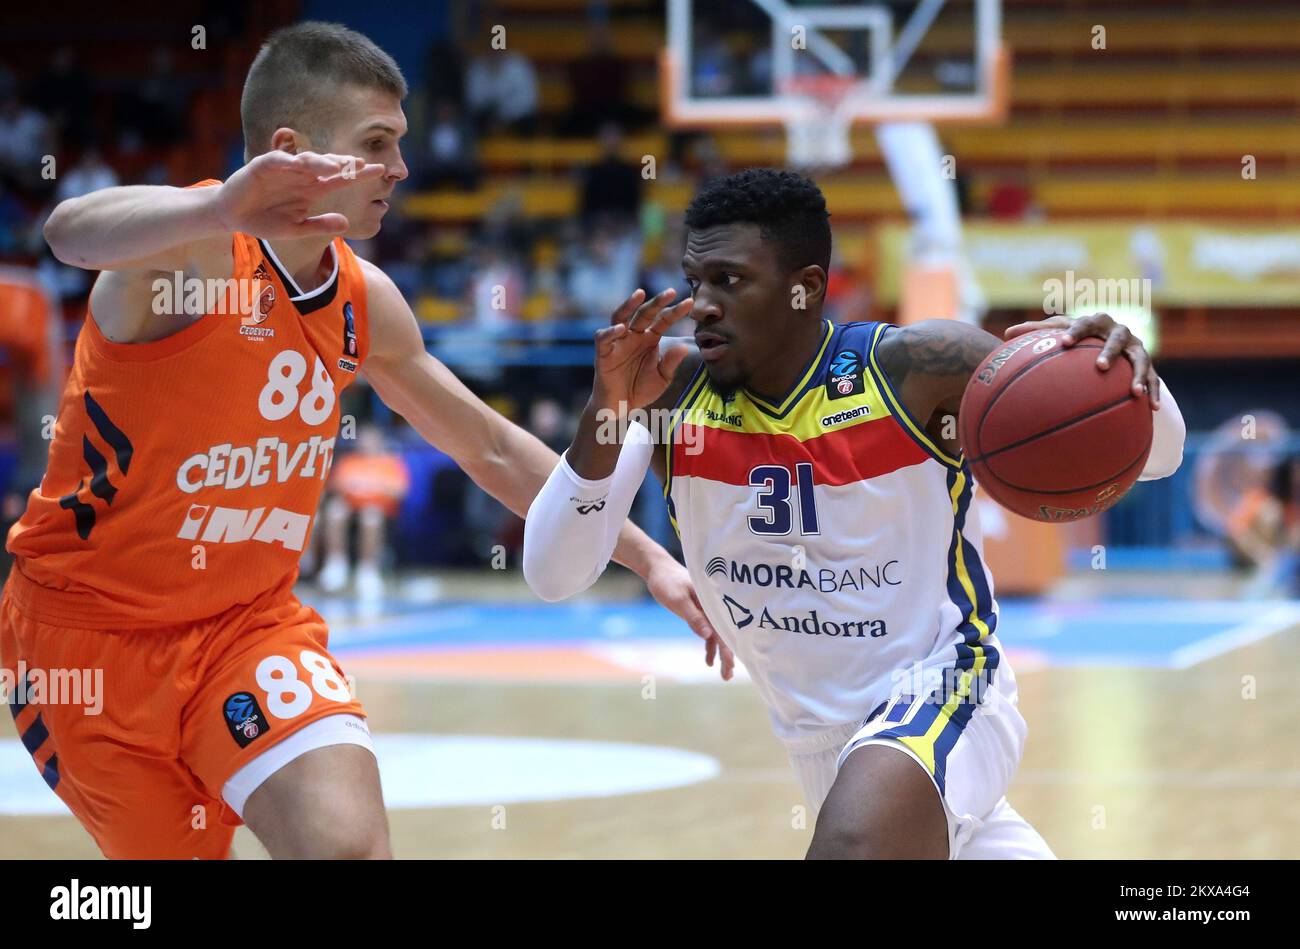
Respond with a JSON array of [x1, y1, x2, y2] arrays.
[[342, 302, 359, 357], [224, 691, 270, 749], [827, 349, 865, 401], [831, 350, 860, 377]]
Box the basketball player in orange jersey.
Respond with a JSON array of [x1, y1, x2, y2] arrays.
[[2, 21, 731, 860]]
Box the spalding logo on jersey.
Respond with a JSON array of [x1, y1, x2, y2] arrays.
[[223, 691, 270, 748], [827, 349, 865, 400]]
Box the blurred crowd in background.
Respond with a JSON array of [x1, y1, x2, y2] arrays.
[[0, 0, 1297, 599]]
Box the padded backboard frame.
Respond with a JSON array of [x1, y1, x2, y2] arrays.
[[661, 0, 1009, 128]]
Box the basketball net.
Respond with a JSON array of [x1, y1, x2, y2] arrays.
[[780, 76, 860, 170]]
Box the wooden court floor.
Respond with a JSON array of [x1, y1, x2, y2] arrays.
[[2, 613, 1297, 859]]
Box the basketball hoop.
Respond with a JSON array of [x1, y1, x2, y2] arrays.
[[778, 76, 862, 170]]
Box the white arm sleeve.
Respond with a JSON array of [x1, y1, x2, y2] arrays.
[[522, 421, 655, 602], [1137, 377, 1186, 481]]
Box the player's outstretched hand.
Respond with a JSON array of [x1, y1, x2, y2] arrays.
[[592, 288, 695, 412], [214, 150, 387, 239], [1004, 313, 1160, 409], [644, 556, 735, 681]]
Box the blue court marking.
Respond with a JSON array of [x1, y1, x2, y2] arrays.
[[324, 600, 695, 651], [317, 595, 1300, 669]]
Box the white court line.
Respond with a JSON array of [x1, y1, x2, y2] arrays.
[[1014, 769, 1300, 790], [1169, 603, 1300, 669], [720, 766, 1300, 790]]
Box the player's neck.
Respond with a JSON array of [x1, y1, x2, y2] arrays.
[[263, 236, 337, 296], [745, 317, 827, 404]]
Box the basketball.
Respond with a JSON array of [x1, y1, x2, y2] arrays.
[[959, 329, 1154, 522]]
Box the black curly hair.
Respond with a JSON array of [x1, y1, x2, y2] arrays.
[[684, 168, 832, 274]]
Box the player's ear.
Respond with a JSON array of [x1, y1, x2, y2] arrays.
[[269, 127, 304, 155], [792, 265, 827, 310]]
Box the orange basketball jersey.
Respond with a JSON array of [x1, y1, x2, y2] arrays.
[[8, 193, 370, 628]]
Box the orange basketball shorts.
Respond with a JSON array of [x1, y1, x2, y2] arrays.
[[0, 566, 366, 859]]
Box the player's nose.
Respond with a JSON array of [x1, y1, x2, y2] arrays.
[[688, 289, 722, 323], [386, 152, 409, 182]]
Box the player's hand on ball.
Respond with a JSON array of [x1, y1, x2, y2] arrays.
[[592, 288, 694, 412], [643, 555, 735, 681], [1004, 313, 1160, 409], [214, 150, 387, 239]]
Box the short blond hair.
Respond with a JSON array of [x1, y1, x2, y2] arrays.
[[240, 21, 407, 160]]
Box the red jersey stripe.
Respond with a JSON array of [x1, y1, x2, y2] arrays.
[[672, 417, 931, 487]]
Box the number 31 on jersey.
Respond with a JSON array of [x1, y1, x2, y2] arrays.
[[748, 463, 820, 536]]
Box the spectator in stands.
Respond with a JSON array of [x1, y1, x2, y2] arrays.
[[465, 46, 539, 135], [0, 268, 65, 579], [425, 39, 466, 109], [687, 134, 731, 187], [986, 172, 1040, 220], [54, 144, 119, 203], [0, 92, 52, 188], [422, 98, 480, 190], [118, 47, 190, 149], [318, 425, 411, 601], [1229, 454, 1300, 599], [822, 247, 871, 324], [0, 182, 35, 257], [638, 219, 692, 335], [29, 47, 93, 144], [564, 20, 632, 135], [528, 398, 570, 454], [467, 243, 526, 327], [479, 189, 533, 262], [564, 225, 641, 324], [578, 122, 642, 231], [691, 24, 738, 97]]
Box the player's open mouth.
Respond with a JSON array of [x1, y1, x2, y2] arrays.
[[695, 332, 730, 361], [372, 199, 389, 210]]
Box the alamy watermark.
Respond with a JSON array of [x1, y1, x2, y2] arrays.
[[595, 402, 704, 455], [151, 273, 273, 318], [1042, 270, 1151, 315], [1, 660, 104, 715]]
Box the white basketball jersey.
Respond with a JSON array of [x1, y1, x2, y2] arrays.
[[666, 320, 1008, 741]]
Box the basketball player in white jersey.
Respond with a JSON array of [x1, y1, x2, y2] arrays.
[[523, 169, 1187, 858]]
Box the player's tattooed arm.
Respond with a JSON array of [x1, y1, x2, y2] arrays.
[[875, 319, 1003, 424]]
